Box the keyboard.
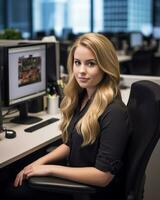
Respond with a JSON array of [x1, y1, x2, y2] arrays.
[[24, 117, 59, 132]]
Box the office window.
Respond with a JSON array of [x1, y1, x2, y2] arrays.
[[33, 0, 67, 36], [128, 0, 152, 33], [93, 0, 103, 32], [33, 0, 91, 37], [0, 0, 5, 30], [0, 0, 156, 39], [103, 0, 153, 34], [103, 0, 128, 32], [67, 0, 90, 34], [154, 0, 160, 26], [6, 0, 32, 38]]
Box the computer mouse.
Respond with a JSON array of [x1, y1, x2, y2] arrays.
[[5, 129, 16, 139]]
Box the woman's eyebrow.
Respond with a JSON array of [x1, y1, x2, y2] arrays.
[[74, 58, 96, 62]]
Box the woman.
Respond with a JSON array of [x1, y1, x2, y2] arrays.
[[10, 33, 130, 199]]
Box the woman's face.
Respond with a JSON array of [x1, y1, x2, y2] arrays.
[[73, 45, 104, 96]]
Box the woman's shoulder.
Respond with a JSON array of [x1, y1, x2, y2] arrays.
[[100, 98, 128, 121], [107, 97, 127, 112]]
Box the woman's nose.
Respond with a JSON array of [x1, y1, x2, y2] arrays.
[[79, 64, 86, 73]]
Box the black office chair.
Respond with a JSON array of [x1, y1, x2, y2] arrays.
[[28, 80, 160, 200], [129, 50, 153, 75]]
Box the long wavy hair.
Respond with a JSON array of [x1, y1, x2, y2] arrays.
[[60, 33, 120, 146]]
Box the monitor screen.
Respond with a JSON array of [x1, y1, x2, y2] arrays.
[[153, 27, 160, 39], [8, 44, 46, 105], [4, 43, 47, 124], [130, 32, 143, 48]]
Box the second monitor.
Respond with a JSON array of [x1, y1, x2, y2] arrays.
[[2, 43, 47, 124]]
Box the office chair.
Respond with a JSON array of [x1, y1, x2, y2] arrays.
[[129, 50, 153, 75], [28, 80, 160, 200]]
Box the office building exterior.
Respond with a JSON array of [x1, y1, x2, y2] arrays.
[[103, 0, 152, 33]]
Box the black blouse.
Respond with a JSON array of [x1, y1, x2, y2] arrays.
[[65, 97, 130, 175]]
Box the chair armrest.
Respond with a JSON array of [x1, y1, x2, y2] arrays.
[[28, 176, 97, 194]]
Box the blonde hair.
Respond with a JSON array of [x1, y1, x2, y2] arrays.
[[60, 32, 120, 146]]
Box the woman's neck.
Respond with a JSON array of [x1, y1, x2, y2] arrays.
[[80, 92, 93, 111], [86, 88, 96, 100]]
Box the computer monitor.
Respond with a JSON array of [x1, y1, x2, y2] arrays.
[[59, 41, 71, 74], [3, 43, 47, 124], [153, 27, 160, 52], [45, 41, 60, 82], [130, 32, 143, 49], [153, 27, 160, 39]]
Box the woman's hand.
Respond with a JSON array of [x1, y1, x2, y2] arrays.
[[14, 163, 39, 187], [14, 164, 53, 187], [13, 144, 70, 187]]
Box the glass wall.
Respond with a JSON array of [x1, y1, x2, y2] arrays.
[[0, 0, 32, 39], [32, 0, 104, 38], [154, 0, 160, 26], [33, 0, 90, 37], [8, 0, 32, 38], [0, 0, 158, 39], [128, 0, 152, 36], [103, 0, 128, 32], [0, 0, 5, 30]]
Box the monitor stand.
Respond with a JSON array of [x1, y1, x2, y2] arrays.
[[11, 102, 42, 125]]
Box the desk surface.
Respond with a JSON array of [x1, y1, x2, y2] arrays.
[[0, 112, 61, 169], [121, 88, 130, 105], [117, 54, 131, 62], [0, 89, 130, 169]]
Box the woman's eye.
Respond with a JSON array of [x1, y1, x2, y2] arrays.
[[88, 62, 96, 67], [74, 60, 81, 66]]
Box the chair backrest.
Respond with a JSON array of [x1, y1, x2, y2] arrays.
[[124, 80, 160, 200]]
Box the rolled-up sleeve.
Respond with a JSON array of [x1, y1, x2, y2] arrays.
[[95, 102, 130, 175]]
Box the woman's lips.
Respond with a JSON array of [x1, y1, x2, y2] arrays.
[[78, 77, 89, 82]]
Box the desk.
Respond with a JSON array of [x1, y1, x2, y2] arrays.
[[0, 89, 131, 169], [121, 88, 130, 105], [117, 54, 132, 63], [0, 112, 61, 169]]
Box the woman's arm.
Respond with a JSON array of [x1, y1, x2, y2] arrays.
[[33, 143, 70, 165], [25, 165, 114, 187], [14, 144, 70, 187]]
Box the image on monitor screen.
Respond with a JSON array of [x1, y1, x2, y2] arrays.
[[18, 55, 41, 87], [4, 43, 47, 124]]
